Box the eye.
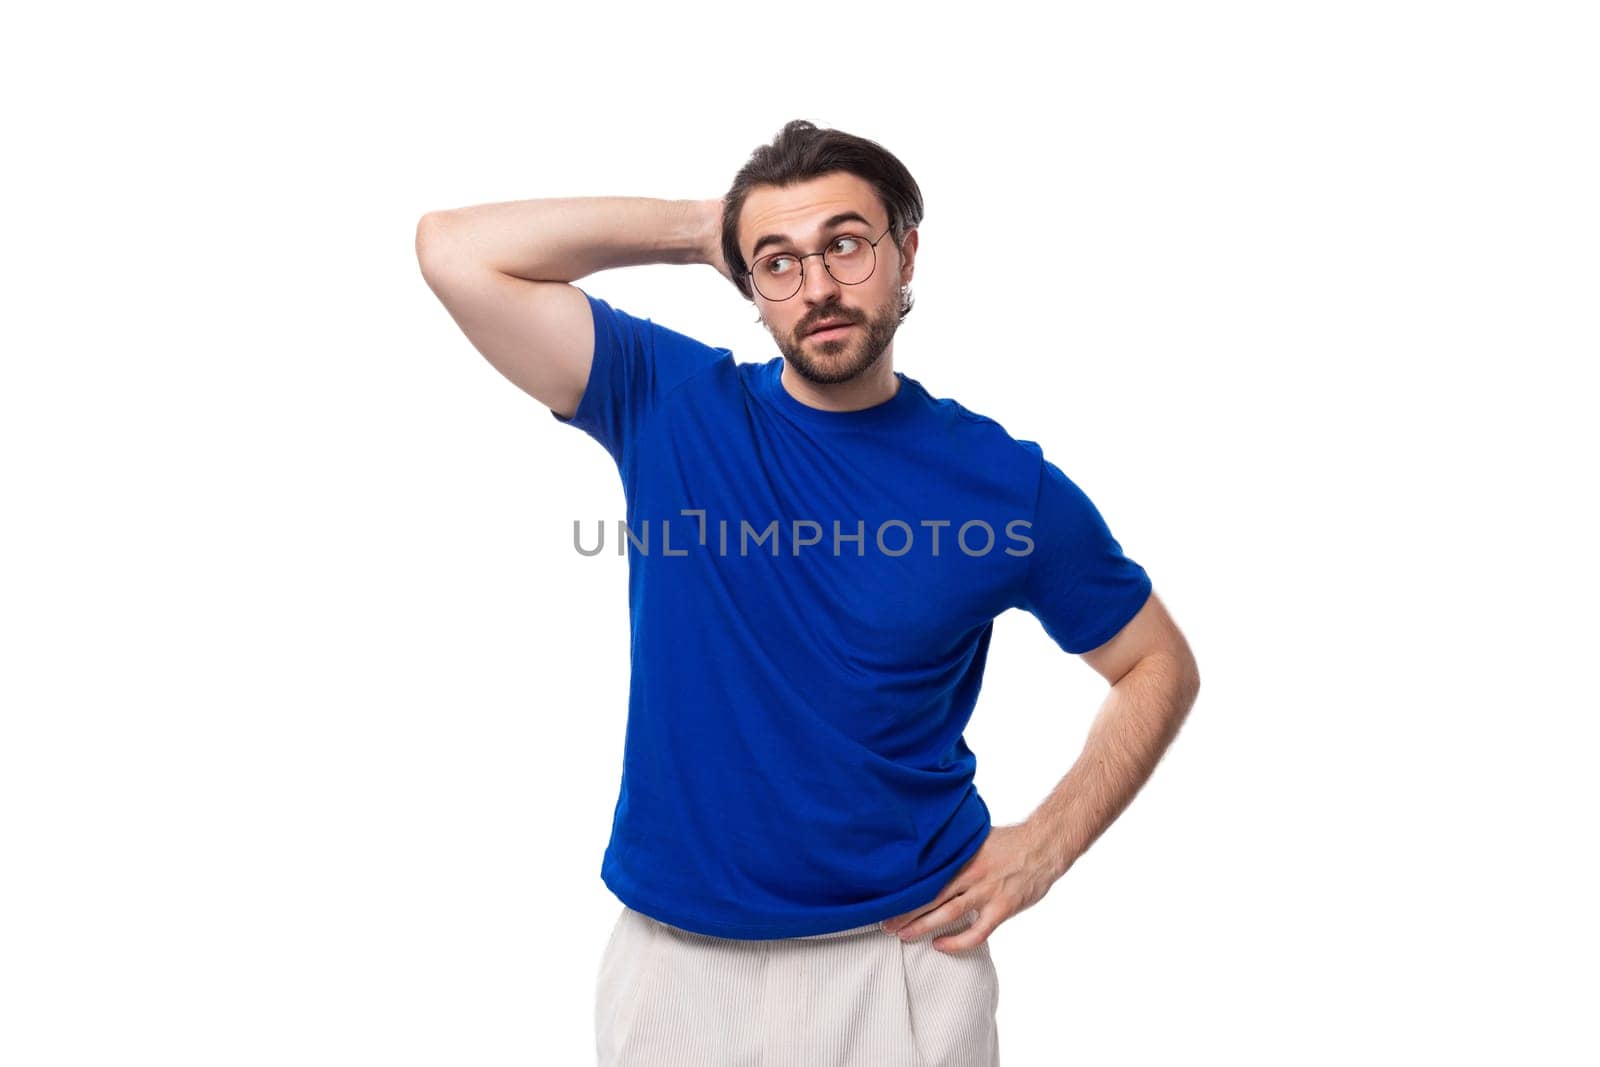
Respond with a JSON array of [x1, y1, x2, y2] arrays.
[[764, 255, 795, 275], [832, 236, 862, 254]]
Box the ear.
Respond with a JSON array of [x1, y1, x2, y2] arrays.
[[898, 227, 919, 285]]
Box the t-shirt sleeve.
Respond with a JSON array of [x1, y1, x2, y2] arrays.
[[548, 287, 729, 468], [1014, 449, 1153, 655]]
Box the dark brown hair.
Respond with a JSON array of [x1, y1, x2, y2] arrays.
[[720, 120, 924, 321]]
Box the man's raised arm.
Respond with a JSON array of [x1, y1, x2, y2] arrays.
[[413, 197, 730, 418]]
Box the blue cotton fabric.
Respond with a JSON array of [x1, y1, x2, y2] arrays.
[[550, 287, 1153, 938]]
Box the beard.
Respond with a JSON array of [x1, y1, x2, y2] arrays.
[[770, 297, 900, 386]]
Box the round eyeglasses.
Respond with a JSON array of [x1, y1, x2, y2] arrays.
[[741, 225, 895, 301]]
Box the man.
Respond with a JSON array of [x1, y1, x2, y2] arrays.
[[416, 119, 1200, 1066]]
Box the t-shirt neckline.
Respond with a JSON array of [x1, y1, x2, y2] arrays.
[[755, 356, 918, 429]]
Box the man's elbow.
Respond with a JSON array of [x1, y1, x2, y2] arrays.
[[1141, 642, 1199, 710], [1175, 650, 1201, 708]]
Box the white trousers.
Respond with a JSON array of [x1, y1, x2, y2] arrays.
[[595, 904, 1000, 1066]]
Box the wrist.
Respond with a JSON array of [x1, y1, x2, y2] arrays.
[[1023, 815, 1076, 880], [697, 198, 725, 264]]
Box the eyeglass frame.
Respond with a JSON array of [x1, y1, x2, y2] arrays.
[[739, 224, 897, 301]]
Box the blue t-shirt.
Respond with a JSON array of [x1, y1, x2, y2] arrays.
[[550, 287, 1152, 938]]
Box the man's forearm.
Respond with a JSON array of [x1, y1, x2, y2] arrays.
[[1024, 654, 1198, 880], [418, 196, 717, 283]]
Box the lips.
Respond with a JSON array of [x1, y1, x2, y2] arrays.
[[808, 320, 854, 337]]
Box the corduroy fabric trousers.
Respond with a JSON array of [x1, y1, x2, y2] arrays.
[[595, 904, 1000, 1066]]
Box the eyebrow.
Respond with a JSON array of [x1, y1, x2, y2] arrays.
[[750, 211, 876, 260]]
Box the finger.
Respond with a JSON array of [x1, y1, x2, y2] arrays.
[[933, 927, 986, 953], [895, 899, 970, 941], [884, 910, 925, 937], [933, 910, 990, 953], [889, 871, 975, 934], [882, 897, 943, 934]]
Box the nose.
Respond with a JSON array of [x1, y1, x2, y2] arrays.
[[799, 253, 844, 305]]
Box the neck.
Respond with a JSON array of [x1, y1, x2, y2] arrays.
[[780, 351, 900, 413]]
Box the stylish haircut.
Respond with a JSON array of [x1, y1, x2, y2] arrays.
[[721, 120, 924, 321]]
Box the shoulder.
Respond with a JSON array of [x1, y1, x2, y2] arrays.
[[905, 376, 1049, 470]]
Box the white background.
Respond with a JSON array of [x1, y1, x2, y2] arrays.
[[4, 2, 1595, 1064]]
